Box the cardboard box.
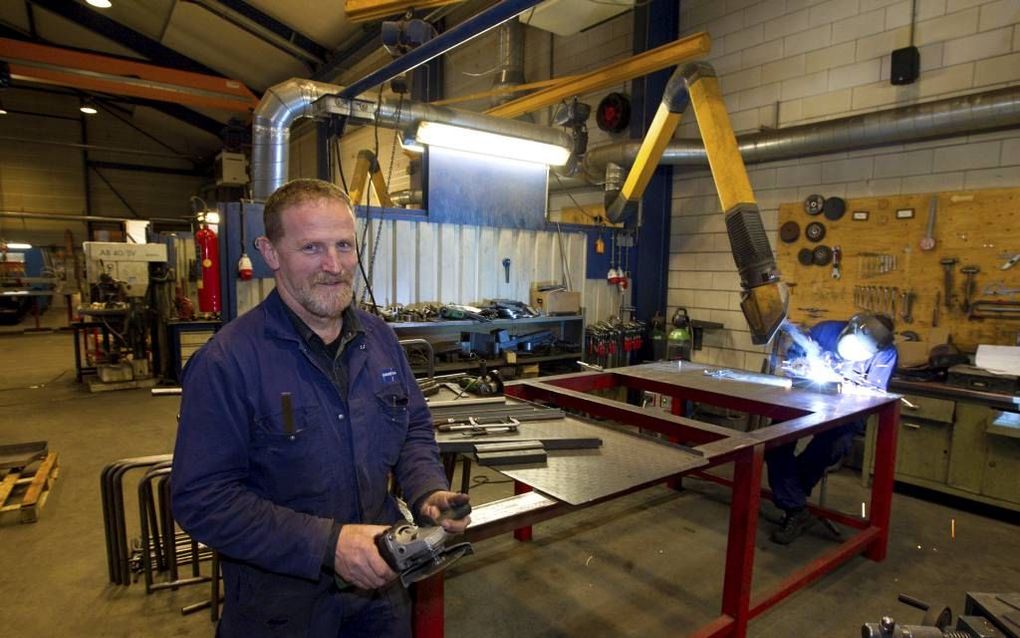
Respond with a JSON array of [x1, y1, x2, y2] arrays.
[[529, 289, 580, 315]]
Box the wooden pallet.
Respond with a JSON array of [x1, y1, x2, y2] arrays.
[[0, 452, 60, 523]]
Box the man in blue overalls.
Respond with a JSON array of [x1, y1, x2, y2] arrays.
[[172, 179, 469, 636], [767, 314, 897, 545]]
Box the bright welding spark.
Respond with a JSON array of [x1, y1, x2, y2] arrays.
[[780, 321, 843, 383], [779, 320, 890, 395]]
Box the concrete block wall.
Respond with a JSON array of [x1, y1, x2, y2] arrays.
[[668, 0, 1020, 371]]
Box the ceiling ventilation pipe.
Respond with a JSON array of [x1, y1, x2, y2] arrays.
[[491, 18, 525, 108], [251, 79, 342, 201], [582, 84, 1020, 182], [251, 79, 573, 200]]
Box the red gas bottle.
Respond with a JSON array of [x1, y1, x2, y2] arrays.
[[195, 224, 221, 314]]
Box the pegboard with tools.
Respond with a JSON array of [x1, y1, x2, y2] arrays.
[[776, 187, 1020, 351]]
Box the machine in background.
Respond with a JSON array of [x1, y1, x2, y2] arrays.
[[75, 241, 168, 390]]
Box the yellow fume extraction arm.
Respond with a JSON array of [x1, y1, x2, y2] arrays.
[[603, 62, 787, 345]]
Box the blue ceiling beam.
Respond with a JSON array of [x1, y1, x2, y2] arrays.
[[339, 0, 542, 98]]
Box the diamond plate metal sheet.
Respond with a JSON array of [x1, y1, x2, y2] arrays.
[[449, 417, 707, 506]]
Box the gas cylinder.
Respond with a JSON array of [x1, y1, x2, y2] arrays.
[[667, 307, 692, 361], [649, 312, 668, 361], [195, 224, 221, 314]]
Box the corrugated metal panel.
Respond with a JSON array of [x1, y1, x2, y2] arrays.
[[235, 219, 622, 323], [355, 219, 589, 309]]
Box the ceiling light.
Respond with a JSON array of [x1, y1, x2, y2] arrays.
[[86, 0, 113, 8], [0, 98, 7, 115], [80, 99, 98, 115], [4, 242, 32, 250], [412, 121, 572, 166]]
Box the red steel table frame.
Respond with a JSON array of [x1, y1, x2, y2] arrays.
[[413, 363, 901, 638]]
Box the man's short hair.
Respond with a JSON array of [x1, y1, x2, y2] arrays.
[[263, 179, 353, 243]]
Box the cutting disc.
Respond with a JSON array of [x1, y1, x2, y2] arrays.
[[823, 196, 846, 221], [804, 194, 825, 215], [805, 221, 826, 242], [797, 248, 814, 266], [779, 221, 801, 243], [813, 245, 833, 266]]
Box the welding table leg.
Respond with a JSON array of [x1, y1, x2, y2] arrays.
[[512, 482, 533, 542], [412, 572, 445, 638], [865, 401, 899, 562], [719, 444, 764, 637], [666, 394, 689, 491]]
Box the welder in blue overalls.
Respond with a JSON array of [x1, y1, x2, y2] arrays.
[[767, 314, 897, 545], [172, 179, 469, 636]]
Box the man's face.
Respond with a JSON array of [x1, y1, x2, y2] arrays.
[[259, 198, 358, 323]]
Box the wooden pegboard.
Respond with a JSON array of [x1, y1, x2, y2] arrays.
[[777, 187, 1020, 351]]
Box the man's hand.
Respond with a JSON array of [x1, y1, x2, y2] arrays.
[[334, 524, 396, 590], [419, 491, 471, 533]]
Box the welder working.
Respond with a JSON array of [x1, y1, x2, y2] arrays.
[[767, 313, 897, 544], [171, 179, 470, 636]]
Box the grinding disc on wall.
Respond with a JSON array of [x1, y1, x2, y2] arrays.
[[804, 194, 824, 216], [805, 221, 826, 242], [813, 245, 833, 266], [823, 196, 846, 221], [780, 221, 801, 243]]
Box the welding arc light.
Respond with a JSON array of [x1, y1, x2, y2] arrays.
[[412, 121, 572, 167]]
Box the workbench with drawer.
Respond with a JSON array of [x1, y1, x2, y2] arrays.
[[863, 379, 1020, 512]]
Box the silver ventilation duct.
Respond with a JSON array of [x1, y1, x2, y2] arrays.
[[581, 85, 1020, 180], [251, 79, 343, 200], [491, 18, 525, 108], [251, 79, 573, 201]]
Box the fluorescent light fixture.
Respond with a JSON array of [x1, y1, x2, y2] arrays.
[[86, 0, 113, 8], [398, 136, 425, 154], [5, 242, 32, 250], [413, 121, 571, 166]]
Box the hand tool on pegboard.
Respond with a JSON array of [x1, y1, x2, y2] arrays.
[[960, 265, 980, 315], [899, 290, 914, 324], [939, 257, 958, 310], [919, 194, 938, 251]]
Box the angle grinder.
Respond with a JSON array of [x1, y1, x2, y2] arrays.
[[335, 500, 473, 590], [376, 501, 473, 587]]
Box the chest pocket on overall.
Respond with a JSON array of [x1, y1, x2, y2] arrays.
[[252, 406, 331, 511], [374, 385, 409, 466]]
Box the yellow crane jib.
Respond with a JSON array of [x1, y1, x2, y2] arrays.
[[349, 149, 395, 208], [602, 62, 787, 345]]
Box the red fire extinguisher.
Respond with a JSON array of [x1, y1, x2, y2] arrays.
[[195, 224, 221, 314]]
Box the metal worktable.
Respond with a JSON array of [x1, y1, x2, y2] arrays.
[[413, 361, 901, 638]]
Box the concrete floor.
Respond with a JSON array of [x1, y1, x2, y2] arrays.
[[1, 330, 1018, 637]]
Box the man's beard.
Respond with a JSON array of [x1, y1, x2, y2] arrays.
[[297, 274, 354, 319]]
